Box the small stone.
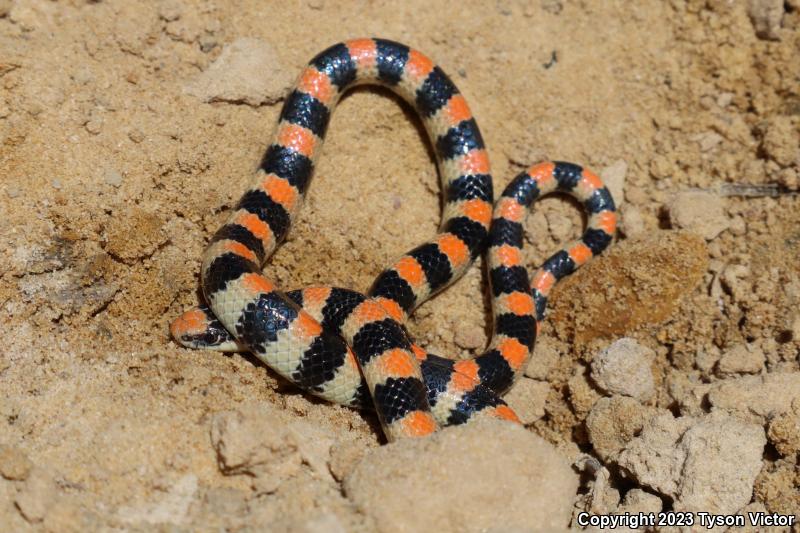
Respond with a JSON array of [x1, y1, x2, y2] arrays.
[[617, 412, 766, 514], [729, 215, 746, 236], [668, 190, 730, 240], [766, 400, 800, 456], [85, 117, 103, 134], [103, 168, 123, 188], [0, 445, 32, 480], [591, 338, 655, 401], [72, 67, 94, 85], [716, 92, 734, 107], [568, 368, 602, 417], [503, 378, 549, 424], [128, 128, 145, 143], [600, 159, 627, 205], [51, 179, 62, 190], [586, 396, 659, 461], [619, 205, 645, 238], [158, 0, 182, 21], [199, 38, 217, 53], [709, 373, 800, 424], [716, 343, 765, 376], [747, 0, 785, 40], [695, 131, 724, 152], [344, 419, 578, 531], [184, 37, 291, 106], [6, 186, 20, 198], [649, 154, 672, 180], [210, 404, 302, 494], [720, 263, 750, 299]]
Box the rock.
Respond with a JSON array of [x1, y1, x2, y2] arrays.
[[503, 378, 549, 424], [103, 168, 123, 188], [617, 412, 765, 514], [591, 338, 655, 400], [568, 368, 603, 417], [753, 461, 800, 517], [767, 399, 800, 456], [210, 403, 337, 493], [210, 405, 302, 493], [708, 372, 800, 423], [184, 38, 291, 106], [715, 343, 765, 376], [344, 419, 577, 532], [600, 159, 627, 205], [618, 205, 645, 238], [14, 468, 58, 523], [0, 445, 32, 480], [667, 190, 730, 240], [616, 412, 693, 496], [695, 131, 723, 152], [549, 232, 707, 343], [747, 0, 785, 40], [585, 396, 660, 461]]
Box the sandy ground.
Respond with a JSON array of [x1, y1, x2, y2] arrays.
[[1, 0, 799, 531]]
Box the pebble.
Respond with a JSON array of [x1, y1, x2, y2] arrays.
[[617, 411, 765, 514], [667, 190, 730, 240], [103, 168, 123, 188], [591, 338, 655, 401], [344, 419, 578, 532], [586, 396, 659, 461], [747, 0, 785, 40], [127, 128, 145, 143], [619, 204, 645, 238], [503, 378, 549, 424], [716, 343, 765, 376], [158, 0, 182, 21], [767, 399, 800, 457], [709, 372, 800, 423], [184, 37, 292, 106], [695, 131, 723, 152], [85, 116, 103, 134]]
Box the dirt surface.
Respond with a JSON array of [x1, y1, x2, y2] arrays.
[[1, 0, 799, 531]]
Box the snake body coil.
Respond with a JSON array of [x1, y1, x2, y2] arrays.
[[171, 38, 617, 442]]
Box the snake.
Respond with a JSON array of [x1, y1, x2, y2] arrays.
[[170, 38, 617, 442]]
